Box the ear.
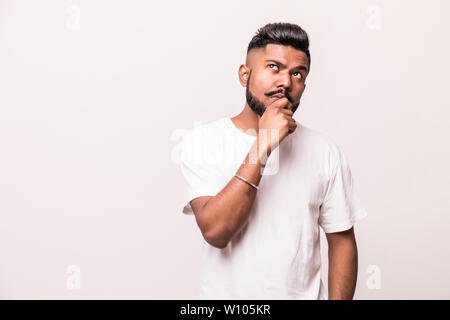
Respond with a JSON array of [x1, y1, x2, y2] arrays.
[[238, 64, 250, 87]]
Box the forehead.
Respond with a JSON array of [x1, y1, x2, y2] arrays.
[[262, 43, 309, 66]]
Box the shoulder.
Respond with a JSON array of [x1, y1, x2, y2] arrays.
[[293, 121, 347, 178], [294, 121, 342, 156], [181, 118, 228, 152]]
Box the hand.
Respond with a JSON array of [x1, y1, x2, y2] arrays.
[[257, 96, 297, 156]]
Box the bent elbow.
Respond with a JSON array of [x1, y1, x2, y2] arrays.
[[203, 230, 229, 249]]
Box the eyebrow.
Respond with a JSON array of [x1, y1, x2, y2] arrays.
[[265, 59, 309, 73]]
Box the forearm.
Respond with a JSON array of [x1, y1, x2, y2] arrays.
[[327, 239, 358, 299], [202, 138, 268, 247]]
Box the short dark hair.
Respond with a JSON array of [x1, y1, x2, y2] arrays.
[[247, 22, 311, 68]]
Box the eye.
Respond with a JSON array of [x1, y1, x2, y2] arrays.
[[293, 72, 302, 79], [268, 63, 278, 70]]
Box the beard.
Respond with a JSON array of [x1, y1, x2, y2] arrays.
[[246, 69, 300, 117]]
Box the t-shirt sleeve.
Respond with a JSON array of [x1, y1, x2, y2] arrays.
[[179, 130, 226, 215], [318, 144, 368, 233]]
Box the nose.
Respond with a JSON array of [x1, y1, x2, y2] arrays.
[[276, 71, 292, 92]]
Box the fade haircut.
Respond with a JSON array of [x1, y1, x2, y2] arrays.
[[247, 22, 311, 68]]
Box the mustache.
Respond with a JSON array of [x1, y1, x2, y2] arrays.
[[264, 89, 293, 102]]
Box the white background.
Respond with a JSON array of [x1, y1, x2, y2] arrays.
[[0, 0, 449, 299]]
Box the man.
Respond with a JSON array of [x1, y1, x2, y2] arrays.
[[179, 22, 368, 300]]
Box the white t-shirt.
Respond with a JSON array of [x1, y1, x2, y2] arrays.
[[179, 117, 368, 300]]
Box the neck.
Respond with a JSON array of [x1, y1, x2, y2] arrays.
[[230, 103, 260, 137]]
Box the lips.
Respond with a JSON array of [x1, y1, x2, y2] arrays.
[[269, 93, 285, 102]]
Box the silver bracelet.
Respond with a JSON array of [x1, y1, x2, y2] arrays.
[[234, 174, 259, 190]]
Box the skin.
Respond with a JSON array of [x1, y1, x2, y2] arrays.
[[231, 43, 309, 135], [326, 227, 359, 299], [232, 44, 359, 300]]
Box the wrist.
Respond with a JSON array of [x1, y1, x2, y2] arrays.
[[256, 137, 271, 167]]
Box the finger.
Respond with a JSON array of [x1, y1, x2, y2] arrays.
[[285, 112, 295, 119], [266, 97, 292, 110], [288, 121, 297, 134], [286, 117, 296, 126], [272, 98, 291, 109], [279, 108, 294, 117], [287, 120, 296, 130]]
